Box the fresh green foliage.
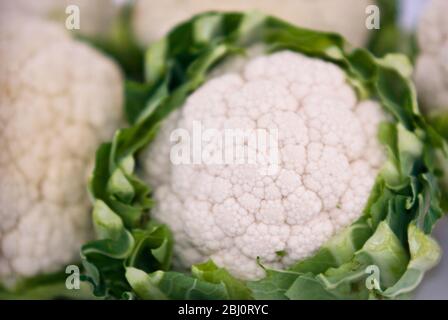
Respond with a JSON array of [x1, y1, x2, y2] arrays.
[[126, 260, 252, 300], [81, 11, 446, 300], [0, 270, 96, 300], [78, 5, 144, 81], [431, 113, 448, 142]]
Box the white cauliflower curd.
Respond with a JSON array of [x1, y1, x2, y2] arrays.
[[0, 12, 123, 283], [141, 50, 386, 280], [133, 0, 374, 47], [414, 0, 448, 112]]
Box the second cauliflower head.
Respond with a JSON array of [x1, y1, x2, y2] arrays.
[[414, 0, 448, 112], [133, 0, 374, 47], [141, 50, 386, 280], [0, 12, 123, 284]]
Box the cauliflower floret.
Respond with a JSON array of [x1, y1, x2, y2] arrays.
[[0, 0, 120, 38], [140, 50, 386, 280], [133, 0, 374, 47], [0, 12, 123, 283], [414, 0, 448, 112]]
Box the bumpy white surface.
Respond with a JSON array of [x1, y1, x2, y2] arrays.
[[133, 0, 373, 47], [141, 50, 386, 280], [0, 0, 119, 37], [414, 0, 448, 111], [0, 12, 123, 283]]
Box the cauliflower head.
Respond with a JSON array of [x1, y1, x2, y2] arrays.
[[414, 0, 448, 112], [141, 50, 386, 280], [0, 12, 123, 283], [0, 0, 120, 38], [133, 0, 374, 47]]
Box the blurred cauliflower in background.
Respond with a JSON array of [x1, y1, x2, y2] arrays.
[[405, 0, 448, 301], [132, 0, 374, 47], [0, 0, 144, 80], [0, 11, 123, 286], [414, 0, 448, 113], [0, 0, 120, 38]]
